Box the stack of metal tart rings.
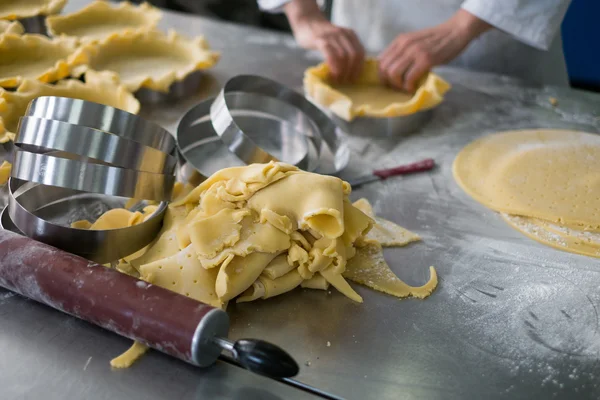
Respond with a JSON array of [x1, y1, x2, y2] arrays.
[[4, 96, 176, 263], [177, 75, 349, 180]]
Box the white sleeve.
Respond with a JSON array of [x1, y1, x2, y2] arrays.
[[461, 0, 572, 51], [257, 0, 292, 13]]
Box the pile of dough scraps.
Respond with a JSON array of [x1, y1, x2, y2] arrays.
[[76, 162, 438, 367]]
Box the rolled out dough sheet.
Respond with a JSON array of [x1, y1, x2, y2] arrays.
[[453, 129, 600, 228]]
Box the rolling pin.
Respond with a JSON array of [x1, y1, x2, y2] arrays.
[[0, 229, 298, 378]]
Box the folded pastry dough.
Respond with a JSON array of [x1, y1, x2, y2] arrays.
[[84, 163, 438, 367], [304, 58, 451, 121], [72, 29, 220, 92], [0, 21, 24, 36], [0, 70, 140, 143], [71, 206, 157, 231], [123, 162, 436, 307], [0, 0, 66, 20], [47, 1, 162, 44], [0, 33, 81, 88]]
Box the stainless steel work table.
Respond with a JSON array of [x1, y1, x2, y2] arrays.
[[1, 1, 600, 399]]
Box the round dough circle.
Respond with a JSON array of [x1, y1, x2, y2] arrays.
[[453, 129, 600, 228]]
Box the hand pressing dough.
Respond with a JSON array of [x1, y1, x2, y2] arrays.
[[304, 58, 451, 121], [84, 162, 437, 367], [453, 129, 600, 229]]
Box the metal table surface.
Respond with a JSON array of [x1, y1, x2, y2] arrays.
[[2, 1, 600, 399]]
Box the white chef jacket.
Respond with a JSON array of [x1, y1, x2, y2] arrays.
[[259, 0, 571, 87]]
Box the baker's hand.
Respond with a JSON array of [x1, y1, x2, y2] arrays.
[[378, 9, 491, 92], [285, 0, 364, 82]]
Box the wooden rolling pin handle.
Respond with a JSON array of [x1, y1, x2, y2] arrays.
[[0, 229, 229, 367], [372, 158, 435, 179]]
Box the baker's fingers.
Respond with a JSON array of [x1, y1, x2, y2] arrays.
[[343, 29, 365, 81], [330, 36, 351, 82], [377, 43, 397, 73], [316, 37, 346, 82], [380, 34, 415, 69], [403, 53, 432, 92], [382, 53, 413, 90], [377, 44, 398, 87], [336, 34, 362, 82]]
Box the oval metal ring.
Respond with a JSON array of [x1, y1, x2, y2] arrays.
[[26, 96, 176, 154], [7, 178, 167, 263], [11, 150, 175, 201], [15, 116, 177, 174]]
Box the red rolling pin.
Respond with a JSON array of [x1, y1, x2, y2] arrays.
[[0, 229, 298, 377]]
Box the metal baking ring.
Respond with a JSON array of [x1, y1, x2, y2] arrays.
[[15, 116, 177, 174], [179, 92, 320, 175], [177, 159, 206, 187], [135, 70, 205, 104], [7, 178, 167, 263], [211, 75, 349, 175], [18, 15, 48, 35], [331, 109, 433, 138], [210, 76, 324, 169], [11, 150, 175, 201], [26, 96, 176, 154], [0, 206, 23, 235]]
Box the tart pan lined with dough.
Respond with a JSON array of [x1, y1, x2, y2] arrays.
[[0, 0, 67, 20], [72, 29, 220, 93], [0, 33, 81, 88], [47, 1, 162, 44], [304, 58, 451, 121], [0, 70, 140, 143]]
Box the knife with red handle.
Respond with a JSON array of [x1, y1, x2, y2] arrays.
[[347, 158, 435, 188]]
